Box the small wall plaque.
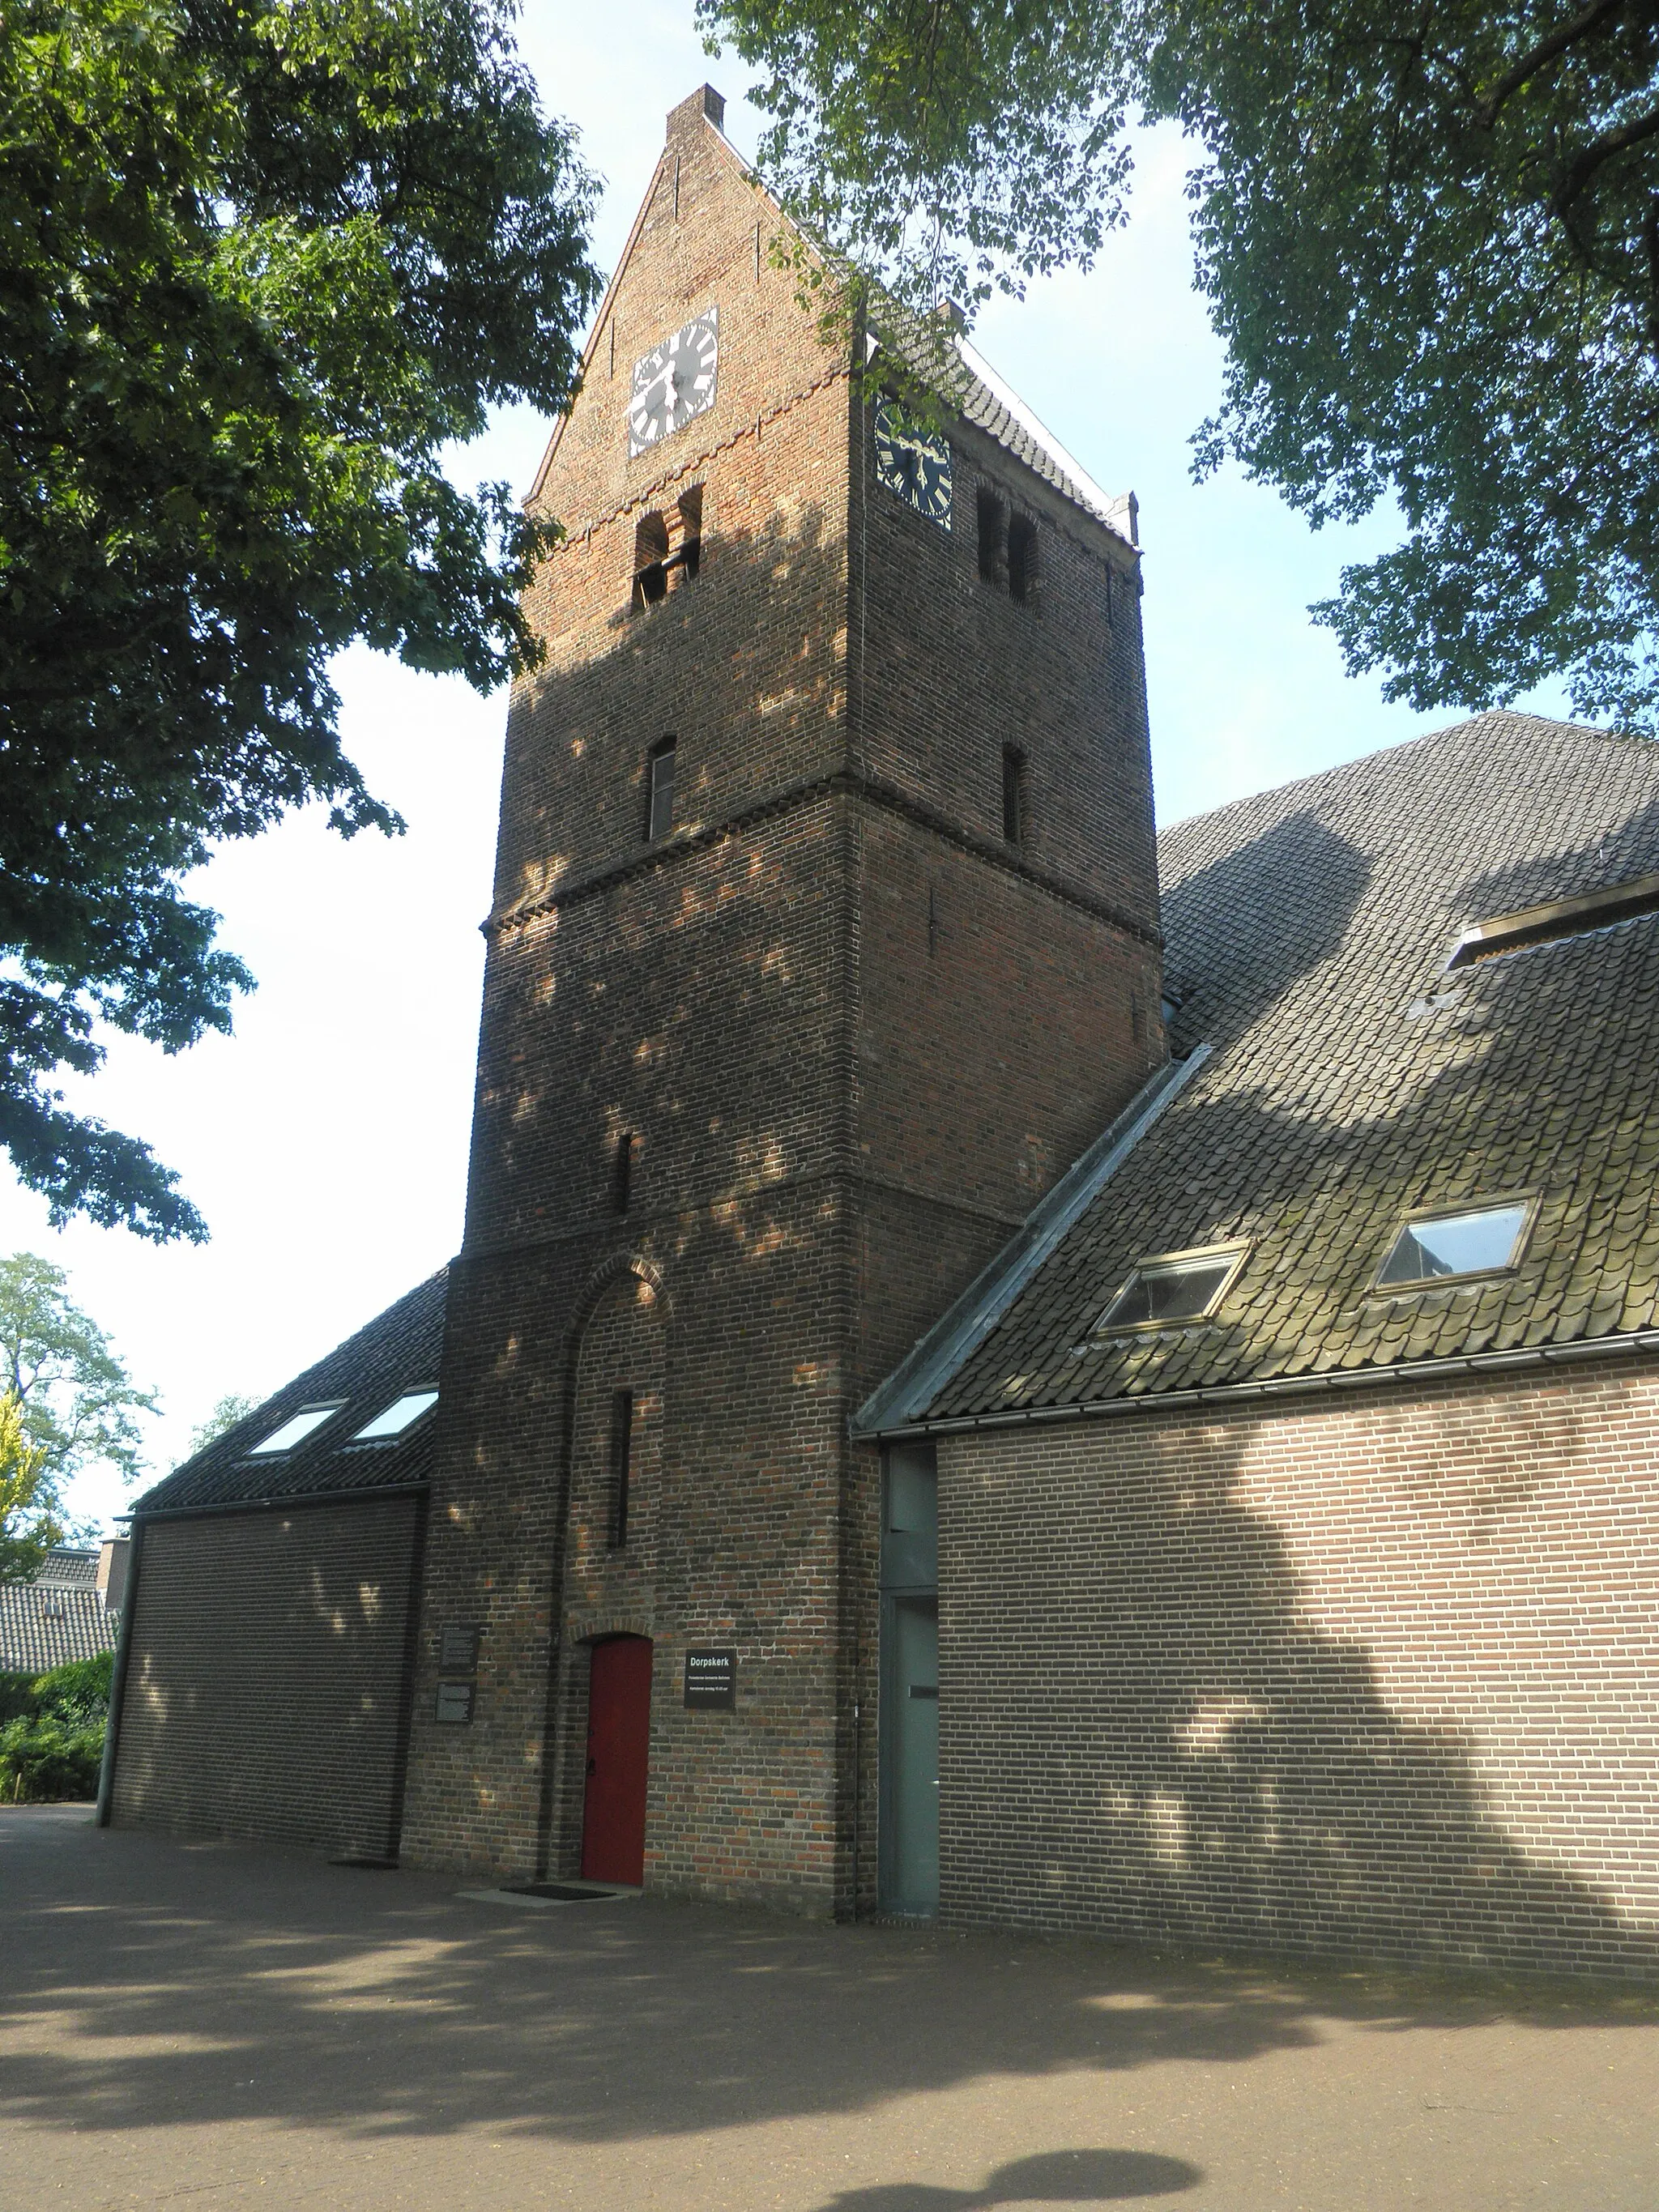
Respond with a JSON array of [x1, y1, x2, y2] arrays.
[[684, 1648, 736, 1711], [435, 1681, 475, 1725], [438, 1624, 480, 1675]]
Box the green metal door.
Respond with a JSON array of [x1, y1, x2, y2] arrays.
[[883, 1593, 939, 1913]]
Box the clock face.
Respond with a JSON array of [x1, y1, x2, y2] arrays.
[[873, 399, 953, 526], [629, 307, 719, 457]]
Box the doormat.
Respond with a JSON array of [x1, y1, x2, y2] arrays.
[[330, 1856, 399, 1870], [503, 1882, 620, 1902]]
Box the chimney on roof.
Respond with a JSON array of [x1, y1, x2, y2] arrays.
[[96, 1536, 130, 1613], [667, 84, 725, 143], [931, 299, 966, 334]]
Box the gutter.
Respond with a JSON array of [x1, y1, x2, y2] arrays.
[[852, 1048, 1212, 1438], [868, 1325, 1659, 1443], [129, 1478, 430, 1524], [96, 1516, 142, 1827]]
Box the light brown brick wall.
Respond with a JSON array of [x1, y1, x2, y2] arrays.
[[938, 1357, 1659, 1978]]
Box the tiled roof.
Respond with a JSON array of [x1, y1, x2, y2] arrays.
[[0, 1584, 117, 1675], [871, 711, 1659, 1429], [34, 1548, 100, 1590], [133, 1269, 448, 1516]]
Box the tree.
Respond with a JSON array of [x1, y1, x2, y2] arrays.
[[2, 0, 602, 1239], [0, 1254, 156, 1554], [706, 1, 1659, 737], [0, 1391, 59, 1586], [188, 1392, 258, 1454]]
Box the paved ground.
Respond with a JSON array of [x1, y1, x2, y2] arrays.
[[3, 1807, 1657, 2210]]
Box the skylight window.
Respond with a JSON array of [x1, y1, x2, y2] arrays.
[[350, 1389, 439, 1443], [1447, 871, 1659, 967], [1098, 1243, 1247, 1332], [1375, 1201, 1532, 1287], [248, 1404, 343, 1455]]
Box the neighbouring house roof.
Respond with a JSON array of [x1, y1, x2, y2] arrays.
[[34, 1547, 100, 1590], [132, 1269, 449, 1517], [860, 710, 1659, 1434], [0, 1583, 117, 1675]]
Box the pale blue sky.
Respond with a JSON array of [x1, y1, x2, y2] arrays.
[[2, 3, 1566, 1532]]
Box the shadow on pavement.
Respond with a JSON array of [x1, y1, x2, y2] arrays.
[[816, 2149, 1202, 2206], [2, 1807, 1654, 2154]]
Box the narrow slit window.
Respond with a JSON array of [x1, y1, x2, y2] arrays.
[[1097, 1244, 1247, 1332], [608, 1388, 634, 1549], [977, 488, 1005, 583], [632, 511, 669, 609], [671, 484, 703, 586], [1007, 514, 1038, 603], [613, 1131, 638, 1215], [1002, 746, 1029, 847], [646, 735, 676, 841], [1375, 1201, 1531, 1287]]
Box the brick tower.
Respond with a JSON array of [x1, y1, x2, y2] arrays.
[[397, 86, 1163, 1910]]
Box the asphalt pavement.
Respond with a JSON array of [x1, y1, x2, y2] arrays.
[[2, 1804, 1657, 2210]]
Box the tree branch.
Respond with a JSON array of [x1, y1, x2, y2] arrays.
[[1473, 0, 1644, 129], [1553, 98, 1659, 217]]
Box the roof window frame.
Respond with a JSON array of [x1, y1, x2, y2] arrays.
[[1446, 871, 1659, 968], [245, 1401, 347, 1457], [1094, 1239, 1251, 1336], [1370, 1193, 1538, 1294], [346, 1387, 441, 1446]]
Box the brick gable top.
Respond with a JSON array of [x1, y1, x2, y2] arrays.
[[523, 85, 1137, 552]]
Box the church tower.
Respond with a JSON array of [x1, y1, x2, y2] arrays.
[[399, 87, 1163, 1911]]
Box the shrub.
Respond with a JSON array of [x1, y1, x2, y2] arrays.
[[0, 1713, 104, 1802], [0, 1650, 113, 1801]]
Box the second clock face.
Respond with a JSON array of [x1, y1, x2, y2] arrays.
[[629, 307, 719, 457], [873, 399, 953, 526]]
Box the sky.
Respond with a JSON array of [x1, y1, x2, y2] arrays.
[[4, 2, 1570, 1535]]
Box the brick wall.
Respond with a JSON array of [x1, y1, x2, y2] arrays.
[[112, 1496, 424, 1861], [403, 90, 1165, 1909], [938, 1357, 1659, 1978]]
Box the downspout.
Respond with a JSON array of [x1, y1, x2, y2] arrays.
[[96, 1515, 144, 1826]]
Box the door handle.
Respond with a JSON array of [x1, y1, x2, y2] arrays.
[[586, 1758, 596, 1776]]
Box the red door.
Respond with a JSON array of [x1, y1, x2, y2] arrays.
[[581, 1636, 653, 1883]]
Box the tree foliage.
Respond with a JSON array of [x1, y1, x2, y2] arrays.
[[188, 1391, 258, 1452], [705, 0, 1659, 735], [2, 0, 601, 1238], [0, 1388, 59, 1585], [0, 1253, 156, 1549]]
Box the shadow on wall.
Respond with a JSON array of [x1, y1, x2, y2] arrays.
[[949, 777, 1659, 1978], [476, 497, 855, 1259], [946, 1386, 1659, 1980]]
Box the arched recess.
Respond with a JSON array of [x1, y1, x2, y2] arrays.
[[540, 1257, 668, 1879]]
